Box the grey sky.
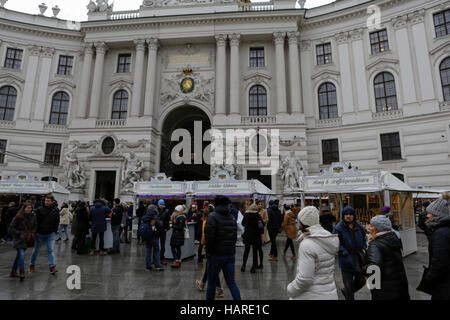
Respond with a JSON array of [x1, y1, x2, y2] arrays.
[[3, 0, 335, 21]]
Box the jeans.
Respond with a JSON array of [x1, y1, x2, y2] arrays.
[[171, 245, 181, 261], [30, 233, 55, 268], [13, 248, 25, 270], [160, 231, 167, 260], [111, 225, 120, 253], [91, 232, 104, 251], [146, 238, 161, 268], [206, 255, 241, 301], [341, 270, 366, 300], [268, 229, 278, 257], [58, 224, 70, 240], [284, 238, 295, 256]]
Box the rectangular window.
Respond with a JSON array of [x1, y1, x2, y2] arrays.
[[249, 47, 265, 68], [370, 29, 389, 54], [316, 43, 332, 65], [322, 139, 339, 165], [434, 9, 450, 38], [44, 143, 61, 166], [0, 139, 6, 164], [117, 54, 131, 73], [4, 48, 23, 69], [380, 132, 402, 161], [57, 55, 74, 75]]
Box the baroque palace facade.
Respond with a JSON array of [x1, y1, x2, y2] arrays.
[[0, 0, 449, 202]]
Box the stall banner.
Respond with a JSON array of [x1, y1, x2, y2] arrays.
[[0, 181, 51, 194], [135, 182, 185, 195], [305, 174, 378, 189], [194, 181, 251, 194]]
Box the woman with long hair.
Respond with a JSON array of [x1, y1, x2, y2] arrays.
[[170, 205, 187, 268]]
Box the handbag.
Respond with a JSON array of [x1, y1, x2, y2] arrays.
[[22, 220, 35, 248], [417, 266, 433, 295]]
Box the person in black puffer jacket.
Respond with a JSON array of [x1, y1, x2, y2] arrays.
[[204, 195, 241, 301], [241, 204, 264, 273], [267, 201, 283, 261], [364, 215, 410, 300], [110, 199, 123, 254], [170, 205, 186, 268], [74, 201, 90, 255]]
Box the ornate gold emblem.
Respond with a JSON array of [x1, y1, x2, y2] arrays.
[[181, 77, 194, 93]]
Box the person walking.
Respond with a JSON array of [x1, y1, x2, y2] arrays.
[[29, 194, 60, 274], [333, 205, 367, 300], [10, 203, 37, 281], [282, 205, 298, 260], [417, 193, 450, 300], [287, 206, 339, 300], [57, 203, 72, 242], [89, 199, 111, 256], [241, 203, 264, 273], [319, 204, 336, 233], [170, 205, 186, 268], [197, 204, 211, 264], [257, 201, 269, 246], [136, 201, 146, 245], [157, 199, 170, 265], [74, 201, 90, 255], [267, 200, 283, 261], [364, 215, 410, 300], [204, 195, 241, 300], [142, 204, 164, 272], [110, 199, 123, 254]]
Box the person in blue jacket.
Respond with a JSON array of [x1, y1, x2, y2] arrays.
[[333, 205, 367, 300], [142, 204, 164, 272]]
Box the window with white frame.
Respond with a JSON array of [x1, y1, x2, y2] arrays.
[[440, 57, 450, 101], [322, 139, 339, 165], [4, 48, 23, 69], [380, 132, 402, 161]]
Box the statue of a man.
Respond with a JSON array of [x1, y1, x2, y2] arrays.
[[122, 152, 144, 189], [281, 155, 303, 191], [64, 147, 86, 189]]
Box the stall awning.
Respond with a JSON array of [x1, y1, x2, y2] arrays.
[[134, 173, 188, 196], [0, 173, 69, 195]]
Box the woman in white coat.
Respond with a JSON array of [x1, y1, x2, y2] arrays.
[[287, 206, 340, 300]]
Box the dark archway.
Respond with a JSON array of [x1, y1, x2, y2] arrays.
[[160, 106, 211, 181]]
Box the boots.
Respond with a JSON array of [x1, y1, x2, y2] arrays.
[[10, 268, 18, 278], [250, 266, 256, 273], [19, 270, 25, 282]]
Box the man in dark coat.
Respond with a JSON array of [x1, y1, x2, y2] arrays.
[[74, 201, 90, 255], [319, 204, 336, 233], [110, 198, 123, 254], [267, 200, 282, 261], [89, 199, 111, 256], [157, 199, 170, 265], [241, 203, 264, 273], [136, 201, 147, 244], [333, 205, 367, 300], [142, 204, 164, 271], [204, 195, 241, 301]]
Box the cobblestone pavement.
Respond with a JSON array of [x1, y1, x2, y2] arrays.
[[0, 232, 431, 300]]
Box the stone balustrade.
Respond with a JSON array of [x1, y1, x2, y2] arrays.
[[95, 119, 127, 128], [316, 117, 342, 128], [238, 1, 274, 11], [44, 123, 68, 133], [109, 10, 140, 20], [241, 115, 276, 125], [372, 109, 403, 121], [0, 120, 15, 129]]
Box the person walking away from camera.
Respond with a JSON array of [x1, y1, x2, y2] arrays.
[[418, 201, 432, 240], [89, 199, 111, 256], [136, 201, 146, 245], [364, 215, 410, 300], [241, 204, 264, 273], [170, 205, 186, 268], [417, 193, 450, 300], [110, 199, 123, 254], [10, 203, 37, 281], [319, 204, 336, 234], [333, 205, 367, 300], [197, 205, 211, 264], [119, 202, 130, 243], [74, 201, 90, 255], [204, 195, 241, 300], [157, 199, 170, 265], [267, 200, 283, 261], [142, 204, 164, 272], [57, 203, 71, 241], [287, 206, 339, 300], [282, 205, 298, 260], [29, 194, 59, 274]]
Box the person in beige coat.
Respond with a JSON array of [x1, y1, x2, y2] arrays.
[[57, 203, 72, 241], [257, 201, 269, 244], [282, 205, 299, 260]]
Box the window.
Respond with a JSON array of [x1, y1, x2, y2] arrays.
[[370, 29, 389, 54], [318, 82, 338, 119], [4, 48, 23, 69], [249, 85, 267, 116], [57, 55, 74, 75], [0, 86, 17, 121], [249, 47, 265, 68], [374, 72, 398, 112], [112, 90, 128, 119], [433, 9, 450, 37], [44, 143, 62, 166], [322, 139, 339, 165], [440, 57, 450, 101], [0, 139, 6, 164], [380, 132, 402, 161], [101, 137, 115, 155], [49, 92, 69, 125], [316, 43, 332, 65], [117, 54, 131, 73]]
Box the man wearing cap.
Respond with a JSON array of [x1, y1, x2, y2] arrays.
[[333, 205, 367, 300], [157, 199, 170, 265]]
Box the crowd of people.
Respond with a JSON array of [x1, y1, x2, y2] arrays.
[[0, 191, 448, 300]]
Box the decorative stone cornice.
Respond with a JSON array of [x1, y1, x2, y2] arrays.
[[229, 33, 240, 47], [350, 28, 364, 42], [146, 38, 159, 51], [82, 42, 94, 55], [243, 72, 272, 84], [48, 79, 76, 89], [335, 32, 349, 45], [311, 69, 340, 81], [408, 9, 425, 26], [0, 72, 25, 85], [273, 32, 286, 46], [287, 31, 300, 46], [94, 42, 108, 55], [365, 58, 399, 71], [215, 34, 227, 47], [300, 40, 311, 51], [134, 39, 146, 51], [392, 15, 408, 30], [42, 47, 55, 58], [28, 45, 41, 56]]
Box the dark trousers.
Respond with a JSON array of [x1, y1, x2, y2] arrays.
[[137, 218, 142, 241], [160, 231, 167, 260], [242, 244, 258, 268], [206, 255, 241, 301], [284, 238, 295, 255], [91, 232, 104, 251], [76, 234, 86, 254], [198, 244, 204, 263], [341, 270, 366, 300], [268, 229, 278, 257]]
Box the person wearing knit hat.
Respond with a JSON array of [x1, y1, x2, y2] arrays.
[[333, 205, 367, 300], [418, 193, 450, 300], [298, 206, 320, 228], [380, 206, 399, 231], [169, 205, 186, 268]]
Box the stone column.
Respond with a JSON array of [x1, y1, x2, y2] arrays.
[[350, 28, 370, 112], [20, 45, 41, 119], [336, 32, 355, 114], [89, 42, 107, 119], [34, 47, 54, 121], [78, 43, 94, 119], [273, 32, 287, 114], [300, 40, 313, 119], [229, 33, 240, 115], [143, 38, 159, 118], [130, 39, 146, 118], [287, 31, 302, 114], [215, 34, 227, 115]]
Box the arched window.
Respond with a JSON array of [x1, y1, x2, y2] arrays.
[[374, 72, 398, 112], [49, 91, 69, 125], [112, 90, 128, 119], [249, 85, 267, 116], [440, 57, 450, 101], [0, 86, 17, 121], [318, 82, 338, 120]]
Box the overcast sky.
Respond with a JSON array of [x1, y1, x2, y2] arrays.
[[3, 0, 335, 21]]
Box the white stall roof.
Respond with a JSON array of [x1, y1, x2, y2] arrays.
[[0, 173, 69, 195], [134, 173, 187, 196]]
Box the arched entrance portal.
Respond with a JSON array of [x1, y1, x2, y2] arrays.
[[160, 106, 211, 181]]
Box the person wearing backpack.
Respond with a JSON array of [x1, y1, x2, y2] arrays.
[[141, 204, 164, 272]]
